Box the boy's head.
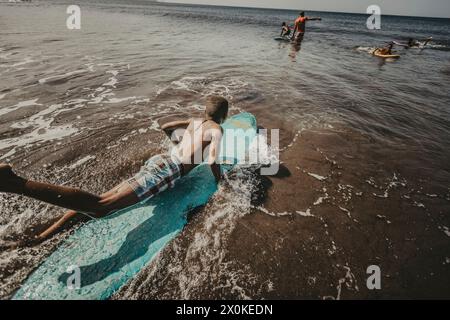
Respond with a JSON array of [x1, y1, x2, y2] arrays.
[[299, 11, 305, 17], [282, 22, 287, 27], [205, 95, 229, 124]]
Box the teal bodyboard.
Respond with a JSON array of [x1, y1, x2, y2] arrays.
[[13, 112, 257, 300]]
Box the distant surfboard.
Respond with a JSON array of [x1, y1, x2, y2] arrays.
[[14, 112, 258, 300], [274, 36, 291, 42]]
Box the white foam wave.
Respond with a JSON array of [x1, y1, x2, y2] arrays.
[[0, 99, 42, 117], [103, 70, 119, 87], [322, 265, 359, 300], [68, 155, 96, 170], [117, 167, 264, 299], [0, 52, 13, 59]]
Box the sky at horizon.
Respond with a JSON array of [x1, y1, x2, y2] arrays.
[[159, 0, 450, 18]]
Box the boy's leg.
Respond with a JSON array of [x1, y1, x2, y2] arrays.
[[0, 164, 139, 217], [37, 181, 136, 240]]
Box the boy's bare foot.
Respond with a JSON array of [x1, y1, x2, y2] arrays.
[[0, 164, 22, 192], [0, 237, 41, 250]]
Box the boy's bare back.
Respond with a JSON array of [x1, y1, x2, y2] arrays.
[[174, 118, 223, 174]]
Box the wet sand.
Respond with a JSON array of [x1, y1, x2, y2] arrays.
[[112, 124, 450, 299], [1, 115, 449, 299]]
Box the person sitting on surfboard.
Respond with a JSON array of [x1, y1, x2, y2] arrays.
[[408, 37, 433, 48], [0, 95, 229, 244], [376, 42, 394, 55], [280, 22, 291, 38], [292, 11, 321, 42], [395, 37, 433, 49]]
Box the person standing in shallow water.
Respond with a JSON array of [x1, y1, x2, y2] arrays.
[[0, 95, 229, 245], [292, 11, 322, 43]]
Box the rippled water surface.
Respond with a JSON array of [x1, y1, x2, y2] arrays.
[[1, 0, 450, 299]]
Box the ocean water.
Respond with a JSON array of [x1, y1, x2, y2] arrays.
[[1, 0, 450, 299], [1, 1, 449, 158]]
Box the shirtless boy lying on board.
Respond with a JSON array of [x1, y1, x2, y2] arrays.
[[0, 95, 228, 246]]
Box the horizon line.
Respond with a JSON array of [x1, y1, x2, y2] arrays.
[[158, 1, 450, 19]]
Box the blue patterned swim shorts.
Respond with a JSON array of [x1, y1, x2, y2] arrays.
[[127, 154, 183, 201]]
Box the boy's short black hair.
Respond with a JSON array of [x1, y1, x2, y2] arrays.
[[205, 96, 229, 123], [300, 11, 305, 16]]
